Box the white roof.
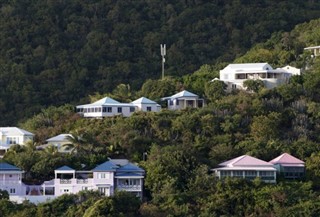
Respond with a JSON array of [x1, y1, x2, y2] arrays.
[[304, 45, 320, 50], [162, 90, 199, 100], [131, 97, 160, 105], [46, 134, 72, 142], [0, 127, 34, 136], [223, 63, 273, 71], [77, 97, 136, 108], [92, 97, 120, 105]]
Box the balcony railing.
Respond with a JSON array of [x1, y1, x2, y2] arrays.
[[77, 179, 88, 184], [60, 179, 72, 184], [117, 185, 141, 191]]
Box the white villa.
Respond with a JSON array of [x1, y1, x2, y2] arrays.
[[5, 158, 144, 204], [76, 96, 161, 118], [161, 90, 204, 110], [219, 63, 301, 90], [0, 127, 34, 155], [212, 155, 277, 183], [37, 134, 73, 153], [44, 159, 144, 199], [131, 97, 161, 112], [0, 162, 26, 196]]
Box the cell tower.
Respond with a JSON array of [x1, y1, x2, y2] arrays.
[[160, 44, 166, 80]]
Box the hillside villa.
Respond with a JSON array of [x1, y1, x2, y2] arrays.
[[218, 63, 301, 91]]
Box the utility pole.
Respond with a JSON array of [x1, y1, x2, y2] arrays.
[[160, 44, 166, 80]]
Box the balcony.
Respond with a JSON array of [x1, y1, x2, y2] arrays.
[[117, 185, 141, 191], [76, 179, 88, 184], [60, 179, 72, 184]]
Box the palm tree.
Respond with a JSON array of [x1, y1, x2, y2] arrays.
[[63, 130, 94, 156]]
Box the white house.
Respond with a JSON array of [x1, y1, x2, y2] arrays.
[[0, 162, 26, 196], [0, 127, 34, 155], [131, 97, 161, 112], [76, 97, 136, 118], [219, 63, 300, 90], [269, 153, 305, 179], [161, 90, 204, 110], [212, 155, 277, 183], [36, 134, 73, 153], [49, 159, 144, 198]]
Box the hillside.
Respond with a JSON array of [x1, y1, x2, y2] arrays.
[[1, 0, 320, 125]]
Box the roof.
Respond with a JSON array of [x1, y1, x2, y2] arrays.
[[110, 159, 129, 166], [212, 167, 276, 171], [92, 161, 119, 171], [55, 165, 75, 171], [131, 97, 159, 105], [0, 127, 34, 136], [219, 155, 274, 167], [269, 153, 305, 165], [0, 162, 22, 171], [162, 90, 199, 100], [116, 163, 145, 173], [46, 134, 72, 142], [304, 45, 320, 50], [223, 63, 273, 71], [92, 97, 120, 105]]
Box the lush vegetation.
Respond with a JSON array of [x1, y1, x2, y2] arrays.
[[3, 1, 320, 216], [1, 0, 320, 125]]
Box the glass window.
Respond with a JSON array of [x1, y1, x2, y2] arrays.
[[176, 100, 179, 105], [147, 107, 152, 111], [103, 107, 107, 112], [107, 107, 112, 113], [169, 100, 173, 105], [233, 171, 243, 177], [10, 188, 15, 194], [118, 107, 122, 113], [130, 107, 135, 112], [98, 107, 101, 112]]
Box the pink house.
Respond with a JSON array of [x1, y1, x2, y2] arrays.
[[269, 153, 305, 179], [212, 155, 277, 183]]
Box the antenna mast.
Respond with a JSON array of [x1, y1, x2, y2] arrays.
[[160, 44, 166, 80]]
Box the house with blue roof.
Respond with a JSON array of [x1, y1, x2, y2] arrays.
[[49, 159, 145, 198], [0, 162, 26, 196], [161, 90, 205, 110]]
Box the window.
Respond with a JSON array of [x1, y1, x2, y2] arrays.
[[98, 173, 109, 179], [98, 107, 101, 112], [176, 100, 179, 105], [98, 187, 109, 196], [146, 107, 152, 111], [130, 107, 135, 112], [220, 171, 231, 177], [232, 84, 237, 89], [82, 187, 88, 191], [118, 107, 122, 113], [169, 100, 173, 106], [233, 171, 243, 177], [84, 108, 87, 112], [10, 188, 15, 194], [103, 107, 107, 112], [9, 175, 12, 178], [107, 107, 112, 113], [6, 137, 18, 144], [60, 188, 70, 193]]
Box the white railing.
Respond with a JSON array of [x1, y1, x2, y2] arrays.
[[60, 179, 72, 184], [117, 185, 141, 191], [0, 180, 21, 185], [76, 179, 88, 184]]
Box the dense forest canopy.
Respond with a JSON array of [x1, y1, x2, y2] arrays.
[[1, 0, 320, 125]]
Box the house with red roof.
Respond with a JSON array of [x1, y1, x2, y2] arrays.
[[269, 153, 305, 179], [211, 155, 277, 183]]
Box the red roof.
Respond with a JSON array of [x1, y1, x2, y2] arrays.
[[269, 153, 304, 165]]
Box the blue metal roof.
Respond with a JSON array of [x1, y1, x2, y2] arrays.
[[116, 163, 145, 172], [0, 162, 21, 171], [55, 165, 75, 171], [92, 161, 119, 171]]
